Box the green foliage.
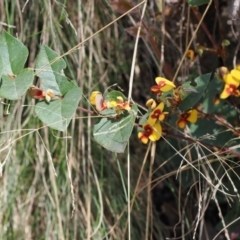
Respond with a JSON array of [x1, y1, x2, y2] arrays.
[[0, 56, 3, 79], [36, 45, 70, 96], [187, 0, 210, 6], [93, 104, 138, 153], [104, 90, 126, 102], [0, 31, 34, 100], [0, 32, 82, 131], [34, 45, 82, 131], [178, 73, 212, 111], [35, 86, 81, 131], [0, 69, 34, 100], [1, 2, 240, 239], [202, 74, 223, 113], [0, 31, 28, 74]]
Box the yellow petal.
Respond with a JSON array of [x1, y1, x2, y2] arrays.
[[236, 65, 240, 71], [155, 77, 174, 86], [138, 132, 149, 144], [187, 109, 198, 123], [186, 50, 196, 61], [154, 102, 164, 111], [89, 91, 102, 105], [161, 84, 175, 92], [149, 123, 162, 141], [220, 84, 231, 99], [146, 98, 157, 109], [231, 69, 240, 82], [177, 119, 187, 129], [109, 100, 117, 107], [116, 96, 124, 101], [159, 113, 167, 121], [147, 115, 156, 126], [155, 77, 176, 92], [223, 73, 239, 86]]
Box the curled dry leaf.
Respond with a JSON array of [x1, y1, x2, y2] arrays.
[[28, 85, 55, 102], [126, 25, 158, 39], [28, 85, 45, 100], [126, 24, 148, 38], [110, 0, 135, 14]]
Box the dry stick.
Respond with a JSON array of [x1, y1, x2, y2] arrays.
[[172, 0, 213, 83], [126, 1, 147, 240], [233, 31, 240, 67], [212, 215, 240, 240], [145, 142, 156, 240], [179, 0, 186, 78], [230, 0, 240, 64], [0, 22, 15, 28], [107, 152, 235, 239], [85, 2, 95, 239], [214, 197, 231, 240], [127, 1, 147, 101], [162, 136, 237, 197], [34, 1, 146, 77], [85, 155, 104, 240], [123, 142, 152, 236], [44, 130, 65, 240], [213, 0, 225, 45], [159, 0, 165, 76], [191, 6, 218, 50], [76, 1, 88, 238]]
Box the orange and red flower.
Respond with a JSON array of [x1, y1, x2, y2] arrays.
[[220, 68, 240, 99], [89, 91, 107, 111], [109, 96, 131, 113], [176, 109, 198, 129], [151, 77, 176, 94], [147, 102, 168, 125], [90, 92, 131, 113], [138, 122, 162, 144]]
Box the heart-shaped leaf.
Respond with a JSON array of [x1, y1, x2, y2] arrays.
[[178, 73, 212, 111], [0, 30, 28, 74], [35, 45, 69, 96], [35, 84, 82, 131], [0, 68, 34, 100], [93, 104, 138, 153]]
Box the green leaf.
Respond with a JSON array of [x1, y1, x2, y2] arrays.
[[0, 68, 34, 100], [190, 118, 235, 147], [104, 90, 127, 102], [35, 84, 82, 131], [0, 31, 28, 74], [0, 55, 3, 79], [188, 0, 210, 6], [178, 73, 212, 111], [93, 104, 138, 153], [202, 75, 223, 113], [36, 45, 70, 96]]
